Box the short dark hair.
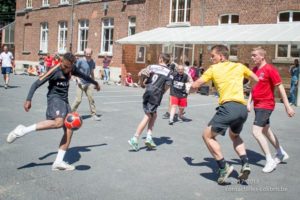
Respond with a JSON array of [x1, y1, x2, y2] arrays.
[[159, 53, 170, 65], [63, 52, 76, 64], [211, 45, 229, 59]]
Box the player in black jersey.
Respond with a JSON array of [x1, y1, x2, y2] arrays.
[[128, 53, 173, 151], [6, 53, 100, 171]]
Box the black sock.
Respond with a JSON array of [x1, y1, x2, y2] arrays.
[[240, 155, 249, 165], [216, 158, 226, 169]]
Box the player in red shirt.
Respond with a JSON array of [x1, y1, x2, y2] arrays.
[[248, 46, 295, 173]]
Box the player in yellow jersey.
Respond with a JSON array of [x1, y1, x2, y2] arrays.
[[191, 45, 259, 184]]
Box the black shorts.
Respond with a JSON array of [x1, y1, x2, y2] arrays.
[[46, 98, 71, 120], [143, 102, 158, 114], [254, 108, 272, 127], [208, 102, 248, 136]]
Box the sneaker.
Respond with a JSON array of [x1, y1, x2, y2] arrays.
[[7, 125, 25, 143], [238, 163, 251, 181], [217, 163, 234, 184], [92, 115, 101, 121], [169, 120, 174, 125], [52, 161, 75, 171], [262, 159, 277, 173], [145, 137, 156, 149], [128, 137, 139, 151], [4, 84, 7, 89], [163, 112, 170, 119], [179, 116, 191, 122], [274, 152, 289, 165]]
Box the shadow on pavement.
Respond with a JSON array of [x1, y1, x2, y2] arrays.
[[17, 143, 107, 170]]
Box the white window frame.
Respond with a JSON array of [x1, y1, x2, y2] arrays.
[[219, 14, 239, 25], [128, 16, 136, 36], [136, 46, 146, 63], [100, 18, 114, 55], [26, 0, 33, 9], [169, 0, 191, 23], [58, 21, 68, 54], [77, 20, 89, 54], [60, 0, 69, 5], [275, 44, 300, 59], [42, 0, 49, 7], [40, 23, 48, 53], [277, 11, 300, 23]]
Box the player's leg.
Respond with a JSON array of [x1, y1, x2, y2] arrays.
[[262, 125, 289, 164], [145, 112, 157, 149], [52, 126, 75, 171], [71, 84, 84, 112]]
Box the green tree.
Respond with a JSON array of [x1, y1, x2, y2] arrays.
[[0, 0, 16, 23]]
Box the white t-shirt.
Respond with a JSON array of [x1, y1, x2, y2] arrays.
[[0, 52, 14, 67]]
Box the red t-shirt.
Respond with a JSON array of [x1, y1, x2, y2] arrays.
[[52, 59, 60, 67], [44, 56, 53, 67], [252, 64, 281, 110]]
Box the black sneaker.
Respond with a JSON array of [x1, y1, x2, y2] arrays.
[[163, 112, 170, 119], [169, 120, 174, 125]]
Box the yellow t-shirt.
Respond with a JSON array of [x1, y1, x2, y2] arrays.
[[201, 61, 253, 105]]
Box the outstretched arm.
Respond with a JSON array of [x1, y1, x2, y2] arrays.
[[277, 84, 295, 117]]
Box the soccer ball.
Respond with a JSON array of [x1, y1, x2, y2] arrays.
[[64, 112, 82, 130]]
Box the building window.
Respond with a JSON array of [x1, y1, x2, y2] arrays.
[[40, 23, 48, 53], [101, 18, 114, 55], [278, 11, 300, 22], [42, 0, 49, 6], [60, 0, 69, 4], [219, 14, 239, 25], [128, 17, 136, 36], [136, 46, 146, 63], [229, 45, 238, 57], [276, 44, 300, 58], [77, 20, 89, 53], [58, 22, 68, 54], [170, 0, 191, 23], [26, 0, 33, 8]]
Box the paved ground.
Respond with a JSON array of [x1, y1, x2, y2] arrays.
[[0, 75, 299, 200]]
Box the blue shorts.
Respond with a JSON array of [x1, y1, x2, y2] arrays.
[[1, 67, 13, 74]]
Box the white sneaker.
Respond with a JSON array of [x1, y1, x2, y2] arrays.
[[92, 115, 101, 121], [262, 159, 277, 173], [7, 125, 25, 143], [274, 152, 289, 165], [52, 161, 75, 171]]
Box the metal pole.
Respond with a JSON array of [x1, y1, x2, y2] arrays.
[[69, 0, 75, 53]]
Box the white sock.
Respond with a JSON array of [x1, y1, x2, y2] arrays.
[[20, 124, 37, 136], [266, 154, 273, 162], [146, 132, 152, 140], [54, 149, 66, 163], [276, 146, 284, 155]]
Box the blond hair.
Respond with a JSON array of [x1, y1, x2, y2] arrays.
[[252, 46, 266, 57]]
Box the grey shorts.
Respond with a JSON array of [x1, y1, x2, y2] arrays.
[[46, 98, 71, 120], [208, 102, 248, 136], [143, 102, 158, 114], [254, 108, 272, 127]]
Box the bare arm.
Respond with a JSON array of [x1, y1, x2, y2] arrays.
[[190, 78, 206, 93], [277, 84, 295, 117]]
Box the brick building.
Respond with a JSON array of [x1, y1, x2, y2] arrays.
[[15, 0, 300, 84]]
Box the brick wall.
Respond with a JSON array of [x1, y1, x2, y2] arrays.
[[14, 0, 300, 85]]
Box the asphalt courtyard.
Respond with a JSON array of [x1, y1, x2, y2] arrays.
[[0, 75, 299, 200]]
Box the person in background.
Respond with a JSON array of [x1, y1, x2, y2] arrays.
[[125, 73, 138, 87], [288, 59, 299, 106]]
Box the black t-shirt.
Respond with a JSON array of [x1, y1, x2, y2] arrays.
[[143, 64, 173, 105], [170, 72, 189, 98], [26, 65, 98, 103]]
